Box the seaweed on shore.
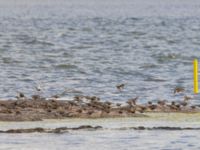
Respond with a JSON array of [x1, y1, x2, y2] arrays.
[[1, 125, 200, 134]]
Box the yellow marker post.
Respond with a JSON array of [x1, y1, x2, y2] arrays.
[[194, 59, 199, 94]]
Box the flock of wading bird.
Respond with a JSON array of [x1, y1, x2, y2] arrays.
[[115, 83, 196, 112], [0, 84, 200, 121], [9, 83, 199, 120]]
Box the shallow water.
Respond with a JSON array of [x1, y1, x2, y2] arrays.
[[0, 130, 200, 150], [1, 0, 200, 149], [0, 113, 200, 150]]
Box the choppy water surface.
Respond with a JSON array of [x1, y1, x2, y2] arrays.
[[1, 0, 200, 102], [1, 0, 200, 149]]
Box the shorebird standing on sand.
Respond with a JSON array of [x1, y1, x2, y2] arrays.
[[126, 97, 138, 106], [16, 92, 26, 100], [157, 100, 166, 106], [34, 82, 43, 98]]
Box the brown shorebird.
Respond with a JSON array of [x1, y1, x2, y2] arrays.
[[90, 96, 100, 102], [104, 101, 112, 106], [76, 109, 82, 113], [157, 100, 166, 106], [148, 101, 152, 105], [116, 103, 122, 107], [116, 84, 125, 91], [174, 87, 185, 94], [52, 95, 60, 99], [32, 95, 40, 100], [171, 101, 176, 106], [87, 110, 94, 115], [138, 106, 146, 113], [118, 110, 123, 114], [180, 101, 188, 107], [149, 104, 157, 110], [169, 101, 179, 110], [184, 95, 192, 101], [127, 97, 138, 106]]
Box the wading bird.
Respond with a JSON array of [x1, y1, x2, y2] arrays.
[[174, 87, 185, 94], [116, 84, 125, 91]]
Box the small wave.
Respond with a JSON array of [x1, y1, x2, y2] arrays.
[[2, 57, 21, 64], [139, 64, 158, 69], [17, 35, 54, 46], [153, 53, 178, 63], [55, 64, 77, 69], [81, 27, 93, 32], [70, 45, 94, 49], [129, 17, 142, 21], [144, 77, 167, 82], [28, 39, 54, 46], [128, 31, 146, 36]]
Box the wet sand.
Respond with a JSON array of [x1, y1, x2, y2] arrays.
[[0, 95, 199, 122], [0, 112, 200, 134]]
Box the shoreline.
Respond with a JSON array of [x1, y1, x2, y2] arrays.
[[1, 125, 200, 134]]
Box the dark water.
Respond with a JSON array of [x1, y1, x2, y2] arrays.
[[1, 0, 200, 103]]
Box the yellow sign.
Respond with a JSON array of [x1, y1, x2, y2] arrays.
[[194, 59, 199, 94]]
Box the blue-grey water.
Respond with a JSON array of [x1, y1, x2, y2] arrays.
[[1, 0, 200, 149]]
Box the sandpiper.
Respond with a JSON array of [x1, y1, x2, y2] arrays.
[[174, 87, 185, 94], [16, 92, 25, 100], [149, 104, 157, 110], [157, 100, 166, 106], [116, 84, 125, 91], [35, 83, 43, 97], [170, 101, 179, 110], [179, 101, 188, 107], [52, 95, 60, 99], [184, 95, 192, 101], [127, 97, 138, 106], [171, 101, 176, 105], [116, 103, 122, 107], [35, 84, 42, 92], [32, 95, 40, 100]]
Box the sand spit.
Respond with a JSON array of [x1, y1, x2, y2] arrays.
[[0, 95, 199, 121]]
